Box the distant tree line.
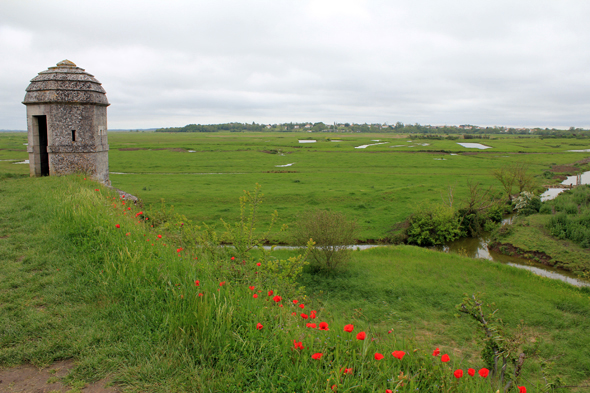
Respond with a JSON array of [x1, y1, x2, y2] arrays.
[[155, 122, 589, 137]]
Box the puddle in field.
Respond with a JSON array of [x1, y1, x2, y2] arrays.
[[540, 170, 590, 201], [188, 150, 196, 152], [355, 142, 389, 149], [567, 149, 590, 152], [275, 163, 295, 167], [298, 140, 316, 143], [457, 142, 492, 149]]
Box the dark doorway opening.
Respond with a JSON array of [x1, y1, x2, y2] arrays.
[[35, 115, 49, 176]]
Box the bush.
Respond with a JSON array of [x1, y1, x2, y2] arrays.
[[406, 203, 462, 246], [292, 210, 358, 271]]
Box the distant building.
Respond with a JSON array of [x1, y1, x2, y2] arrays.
[[23, 60, 110, 184]]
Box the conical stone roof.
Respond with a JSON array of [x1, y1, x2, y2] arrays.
[[23, 60, 109, 106]]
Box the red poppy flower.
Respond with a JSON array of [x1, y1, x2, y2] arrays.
[[195, 280, 200, 286], [301, 313, 308, 319], [256, 323, 263, 330], [386, 390, 393, 393], [268, 290, 274, 296], [256, 262, 261, 266], [432, 348, 440, 356], [115, 224, 120, 228], [392, 351, 406, 360], [478, 368, 489, 378], [518, 387, 526, 393], [454, 369, 463, 379], [125, 233, 130, 236], [331, 384, 336, 391], [198, 293, 203, 297], [248, 286, 255, 290], [219, 281, 226, 286], [273, 295, 282, 302], [253, 294, 258, 298], [231, 256, 235, 260], [467, 368, 475, 377], [157, 234, 162, 238], [291, 312, 297, 316], [319, 322, 329, 331], [299, 304, 304, 309], [441, 354, 450, 362], [356, 331, 366, 340], [344, 324, 354, 333], [311, 353, 323, 360], [374, 353, 384, 360], [293, 299, 298, 304], [95, 189, 99, 191], [306, 323, 317, 328], [310, 310, 316, 319], [293, 340, 304, 350]]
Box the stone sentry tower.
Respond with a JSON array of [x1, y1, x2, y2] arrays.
[[23, 60, 110, 184]]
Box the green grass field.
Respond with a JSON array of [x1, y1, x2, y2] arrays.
[[2, 131, 589, 242], [1, 175, 589, 392]]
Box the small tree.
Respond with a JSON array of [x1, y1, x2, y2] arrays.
[[292, 210, 358, 271]]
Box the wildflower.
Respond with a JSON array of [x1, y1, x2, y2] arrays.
[[95, 188, 99, 191], [374, 353, 384, 360], [342, 368, 352, 375], [299, 304, 304, 309], [268, 290, 274, 296], [392, 351, 405, 360], [454, 369, 463, 379], [256, 323, 263, 330], [219, 281, 226, 286], [301, 313, 308, 319], [125, 233, 130, 236], [319, 322, 329, 331], [344, 324, 354, 333], [180, 295, 184, 299], [311, 353, 323, 360], [253, 294, 258, 298], [195, 280, 200, 286], [115, 224, 120, 228], [386, 390, 393, 393], [273, 295, 282, 302], [292, 312, 297, 316], [231, 256, 235, 260], [157, 235, 162, 238], [293, 299, 298, 304], [198, 293, 203, 297], [331, 385, 336, 391], [518, 387, 526, 393], [248, 286, 255, 290], [388, 330, 392, 334], [432, 348, 440, 356], [467, 368, 475, 377], [293, 340, 304, 350], [356, 331, 366, 340], [256, 262, 261, 266], [478, 368, 489, 378], [310, 310, 316, 319], [306, 323, 317, 328], [441, 354, 450, 362]]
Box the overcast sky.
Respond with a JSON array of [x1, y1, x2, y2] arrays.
[[2, 0, 590, 130]]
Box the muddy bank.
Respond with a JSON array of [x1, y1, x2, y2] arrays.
[[489, 241, 554, 267]]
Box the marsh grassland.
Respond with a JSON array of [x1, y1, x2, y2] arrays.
[[1, 131, 590, 392]]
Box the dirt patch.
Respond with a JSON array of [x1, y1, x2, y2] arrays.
[[489, 242, 555, 267], [575, 157, 590, 165], [550, 165, 578, 173], [0, 360, 118, 393]]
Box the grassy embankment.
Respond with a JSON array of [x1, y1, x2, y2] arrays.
[[2, 131, 589, 243], [1, 175, 590, 391]]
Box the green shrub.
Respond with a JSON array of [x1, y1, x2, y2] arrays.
[[406, 203, 462, 246], [292, 209, 358, 271]]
